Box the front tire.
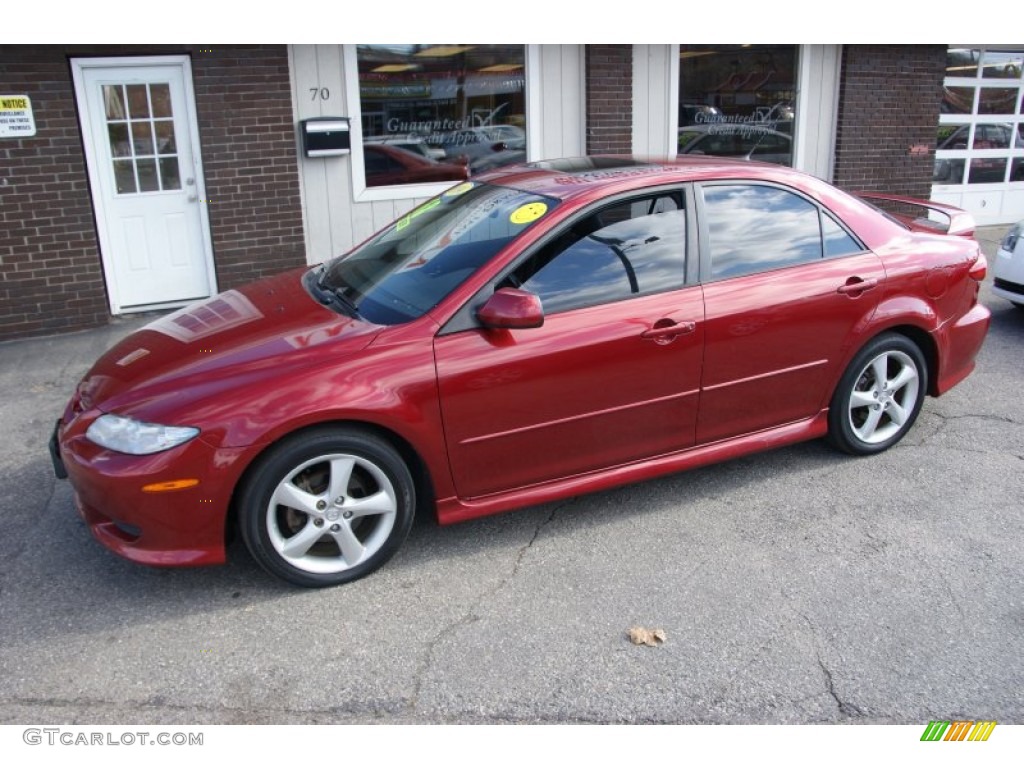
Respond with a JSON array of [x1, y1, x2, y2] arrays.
[[239, 428, 415, 587], [828, 334, 927, 456]]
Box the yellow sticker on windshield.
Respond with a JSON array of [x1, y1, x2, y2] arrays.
[[444, 182, 475, 198], [510, 202, 548, 225]]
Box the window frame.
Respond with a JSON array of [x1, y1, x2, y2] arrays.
[[343, 44, 537, 203], [694, 180, 868, 283]]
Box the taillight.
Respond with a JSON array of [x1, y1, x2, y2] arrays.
[[969, 253, 988, 281]]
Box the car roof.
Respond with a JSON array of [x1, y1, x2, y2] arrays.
[[472, 155, 816, 202]]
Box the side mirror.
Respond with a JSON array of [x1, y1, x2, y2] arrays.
[[477, 288, 544, 329]]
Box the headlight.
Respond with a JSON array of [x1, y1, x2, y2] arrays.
[[86, 414, 200, 455], [1001, 223, 1021, 253]]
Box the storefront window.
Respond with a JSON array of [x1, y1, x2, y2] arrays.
[[356, 44, 527, 188], [676, 45, 797, 167]]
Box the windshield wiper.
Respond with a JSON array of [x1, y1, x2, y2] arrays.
[[309, 267, 358, 317]]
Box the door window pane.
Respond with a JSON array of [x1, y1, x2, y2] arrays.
[[107, 123, 131, 157], [150, 84, 172, 118], [678, 45, 797, 167], [980, 50, 1024, 79], [704, 185, 822, 279], [978, 88, 1020, 115], [103, 85, 126, 120], [510, 194, 686, 314], [357, 44, 527, 187], [136, 159, 159, 192], [154, 120, 176, 154], [941, 86, 975, 115], [126, 84, 150, 119], [968, 157, 1008, 184], [946, 48, 980, 77], [130, 121, 154, 155], [113, 160, 136, 194], [159, 157, 181, 190]]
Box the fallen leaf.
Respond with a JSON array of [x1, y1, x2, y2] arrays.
[[628, 627, 667, 647]]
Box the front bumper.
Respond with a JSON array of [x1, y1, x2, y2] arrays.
[[992, 245, 1024, 305], [54, 416, 250, 567]]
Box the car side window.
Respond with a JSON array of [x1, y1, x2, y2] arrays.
[[703, 185, 822, 279], [505, 194, 686, 314], [822, 212, 863, 258]]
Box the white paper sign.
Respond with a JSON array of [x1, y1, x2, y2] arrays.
[[0, 95, 36, 138]]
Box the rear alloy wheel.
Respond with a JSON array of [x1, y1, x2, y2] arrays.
[[240, 429, 415, 587], [828, 334, 927, 455]]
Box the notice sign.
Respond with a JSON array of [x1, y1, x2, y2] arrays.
[[0, 95, 36, 138]]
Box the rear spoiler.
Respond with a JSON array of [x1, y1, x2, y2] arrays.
[[855, 192, 976, 238]]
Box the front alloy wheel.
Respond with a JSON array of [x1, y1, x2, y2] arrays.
[[828, 334, 927, 455], [240, 428, 415, 587]]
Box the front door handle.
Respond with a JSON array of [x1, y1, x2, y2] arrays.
[[641, 320, 696, 344]]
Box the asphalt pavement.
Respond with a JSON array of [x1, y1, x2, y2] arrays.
[[0, 227, 1020, 725]]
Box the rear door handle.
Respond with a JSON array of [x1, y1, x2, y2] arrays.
[[837, 277, 878, 296]]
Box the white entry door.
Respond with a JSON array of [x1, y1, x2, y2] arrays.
[[73, 56, 215, 313]]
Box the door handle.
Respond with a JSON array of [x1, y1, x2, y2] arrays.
[[188, 194, 199, 203], [837, 277, 878, 296], [641, 320, 696, 344]]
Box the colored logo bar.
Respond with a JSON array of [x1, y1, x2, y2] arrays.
[[921, 721, 997, 741]]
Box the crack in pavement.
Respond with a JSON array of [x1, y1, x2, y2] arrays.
[[787, 600, 866, 720], [818, 657, 864, 718], [407, 501, 566, 712]]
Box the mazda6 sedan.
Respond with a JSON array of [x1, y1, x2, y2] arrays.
[[52, 157, 991, 587]]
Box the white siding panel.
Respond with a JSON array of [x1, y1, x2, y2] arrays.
[[290, 44, 354, 263], [794, 45, 841, 181], [632, 45, 677, 158], [533, 45, 584, 160]]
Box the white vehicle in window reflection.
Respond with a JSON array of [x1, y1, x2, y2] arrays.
[[677, 124, 792, 167]]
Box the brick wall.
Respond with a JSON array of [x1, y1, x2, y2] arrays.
[[833, 45, 947, 198], [190, 46, 305, 288], [0, 47, 110, 340], [586, 45, 632, 155], [0, 45, 304, 344]]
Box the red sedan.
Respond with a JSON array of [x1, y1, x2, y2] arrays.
[[52, 157, 991, 587]]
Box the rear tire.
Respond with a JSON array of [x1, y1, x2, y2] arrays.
[[239, 428, 415, 588], [828, 334, 927, 456]]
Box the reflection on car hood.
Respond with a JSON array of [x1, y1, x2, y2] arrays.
[[72, 267, 382, 422]]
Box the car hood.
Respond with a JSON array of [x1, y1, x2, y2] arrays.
[[69, 268, 383, 425]]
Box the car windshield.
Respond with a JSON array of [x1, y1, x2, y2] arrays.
[[318, 183, 560, 325]]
